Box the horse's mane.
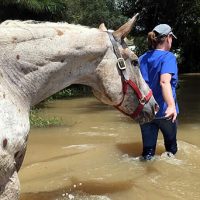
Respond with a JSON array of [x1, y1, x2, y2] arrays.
[[0, 20, 99, 45], [0, 20, 91, 30]]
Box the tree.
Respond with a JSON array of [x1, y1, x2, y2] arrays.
[[58, 0, 127, 28], [0, 0, 67, 21], [0, 0, 127, 28], [175, 0, 200, 72]]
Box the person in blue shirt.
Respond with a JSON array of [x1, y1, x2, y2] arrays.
[[139, 24, 179, 160]]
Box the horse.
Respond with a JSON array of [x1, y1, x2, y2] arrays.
[[0, 14, 157, 199]]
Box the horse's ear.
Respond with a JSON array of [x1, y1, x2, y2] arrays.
[[113, 13, 139, 41], [99, 23, 107, 31]]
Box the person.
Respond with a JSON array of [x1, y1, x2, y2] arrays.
[[139, 24, 179, 160]]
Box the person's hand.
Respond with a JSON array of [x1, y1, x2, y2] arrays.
[[165, 106, 177, 123]]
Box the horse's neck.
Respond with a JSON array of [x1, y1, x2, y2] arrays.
[[0, 21, 108, 106]]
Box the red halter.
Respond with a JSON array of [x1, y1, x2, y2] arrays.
[[107, 31, 153, 119], [115, 79, 153, 118]]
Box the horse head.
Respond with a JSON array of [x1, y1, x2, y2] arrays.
[[93, 14, 158, 124]]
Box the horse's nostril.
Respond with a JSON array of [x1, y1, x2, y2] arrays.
[[154, 103, 159, 114]]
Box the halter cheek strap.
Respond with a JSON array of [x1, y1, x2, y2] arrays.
[[107, 31, 153, 119]]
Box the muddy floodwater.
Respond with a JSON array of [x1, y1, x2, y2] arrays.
[[19, 74, 200, 200]]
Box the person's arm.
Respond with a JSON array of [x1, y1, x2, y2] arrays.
[[160, 73, 177, 122]]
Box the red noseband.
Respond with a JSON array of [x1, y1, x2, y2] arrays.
[[115, 79, 153, 119]]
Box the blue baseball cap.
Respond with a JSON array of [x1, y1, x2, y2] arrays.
[[153, 24, 177, 39]]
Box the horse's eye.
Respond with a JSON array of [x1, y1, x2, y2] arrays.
[[132, 59, 139, 66]]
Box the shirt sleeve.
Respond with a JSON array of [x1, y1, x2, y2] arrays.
[[160, 53, 178, 75]]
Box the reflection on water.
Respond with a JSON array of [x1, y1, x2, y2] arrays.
[[19, 74, 200, 200]]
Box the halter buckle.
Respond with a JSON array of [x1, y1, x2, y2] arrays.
[[117, 58, 126, 70], [139, 97, 146, 105]]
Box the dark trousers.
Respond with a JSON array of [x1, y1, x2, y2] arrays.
[[140, 118, 178, 157]]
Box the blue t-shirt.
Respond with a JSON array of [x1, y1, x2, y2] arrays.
[[139, 49, 179, 118]]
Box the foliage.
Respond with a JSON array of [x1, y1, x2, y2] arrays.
[[0, 0, 66, 21], [175, 0, 200, 72], [0, 0, 64, 12], [0, 0, 127, 28], [30, 108, 63, 128], [63, 0, 127, 28]]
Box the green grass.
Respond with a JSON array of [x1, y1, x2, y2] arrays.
[[30, 109, 63, 128]]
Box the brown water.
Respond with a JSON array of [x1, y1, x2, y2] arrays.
[[19, 74, 200, 200]]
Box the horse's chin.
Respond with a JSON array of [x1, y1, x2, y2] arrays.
[[136, 112, 155, 125], [92, 89, 123, 106]]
